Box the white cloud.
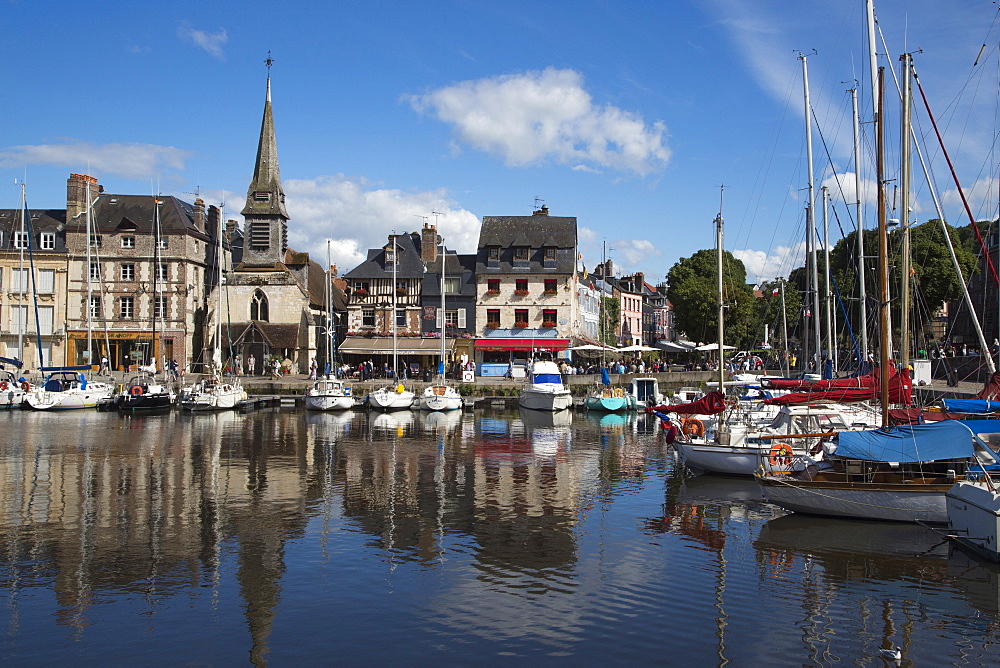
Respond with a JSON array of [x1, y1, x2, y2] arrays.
[[0, 140, 192, 181], [407, 68, 670, 176], [278, 175, 481, 273], [177, 23, 228, 59], [733, 243, 805, 283], [942, 177, 998, 222]]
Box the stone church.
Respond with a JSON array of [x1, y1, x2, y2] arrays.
[[205, 71, 325, 376]]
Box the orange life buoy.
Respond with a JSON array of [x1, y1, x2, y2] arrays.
[[681, 418, 705, 438], [130, 385, 144, 396], [768, 443, 794, 467], [20, 381, 29, 393], [0, 381, 7, 391]]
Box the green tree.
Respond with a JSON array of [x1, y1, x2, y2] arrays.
[[666, 249, 755, 346], [599, 295, 620, 346]]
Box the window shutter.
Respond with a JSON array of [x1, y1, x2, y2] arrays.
[[436, 308, 443, 329], [458, 308, 466, 328]]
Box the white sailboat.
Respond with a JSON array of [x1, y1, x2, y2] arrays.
[[367, 234, 415, 411], [419, 239, 462, 411], [180, 203, 244, 411], [305, 241, 354, 411], [23, 182, 113, 410]]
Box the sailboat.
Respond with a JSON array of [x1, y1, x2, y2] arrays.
[[23, 181, 113, 410], [0, 357, 31, 408], [367, 234, 415, 411], [179, 203, 245, 411], [306, 241, 355, 411], [114, 196, 175, 410], [419, 241, 462, 411]]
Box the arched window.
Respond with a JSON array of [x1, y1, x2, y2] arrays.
[[250, 289, 269, 322]]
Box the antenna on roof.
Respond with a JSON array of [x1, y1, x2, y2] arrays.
[[533, 196, 544, 211], [414, 214, 428, 226], [186, 185, 202, 199], [431, 211, 445, 226]]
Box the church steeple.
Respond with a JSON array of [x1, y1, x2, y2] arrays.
[[241, 53, 289, 266]]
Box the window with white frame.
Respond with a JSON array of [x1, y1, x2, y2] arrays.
[[154, 296, 167, 320], [120, 263, 135, 281], [120, 296, 134, 319], [362, 309, 375, 327], [396, 309, 406, 328], [89, 296, 101, 319], [40, 232, 55, 250], [37, 269, 55, 294], [89, 262, 100, 281], [156, 238, 168, 249], [155, 263, 168, 282], [121, 236, 135, 249], [89, 235, 102, 248], [13, 232, 29, 249], [443, 277, 460, 294]]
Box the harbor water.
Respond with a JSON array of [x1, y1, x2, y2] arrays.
[[0, 407, 998, 665]]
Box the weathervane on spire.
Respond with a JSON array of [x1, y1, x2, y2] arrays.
[[265, 51, 274, 71]]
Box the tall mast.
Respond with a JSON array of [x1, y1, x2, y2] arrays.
[[214, 204, 223, 372], [17, 183, 26, 361], [326, 239, 333, 377], [151, 196, 161, 372], [392, 234, 398, 381], [850, 87, 869, 362], [898, 52, 913, 369], [800, 52, 821, 370], [822, 186, 833, 372], [714, 186, 727, 444], [876, 67, 891, 426], [85, 179, 93, 366], [439, 237, 446, 381]]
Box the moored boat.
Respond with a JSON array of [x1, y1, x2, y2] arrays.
[[418, 383, 463, 411], [518, 360, 572, 412], [757, 421, 998, 524], [179, 374, 245, 411], [305, 378, 355, 411], [25, 368, 113, 410], [947, 473, 1000, 562], [367, 383, 416, 411], [114, 370, 175, 411]]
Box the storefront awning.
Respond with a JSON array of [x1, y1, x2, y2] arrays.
[[473, 338, 570, 352], [339, 337, 455, 355]]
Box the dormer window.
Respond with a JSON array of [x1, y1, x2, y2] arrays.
[[487, 246, 500, 262], [513, 246, 529, 262], [385, 248, 396, 265], [543, 247, 556, 263]]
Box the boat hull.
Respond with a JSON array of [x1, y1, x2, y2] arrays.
[[305, 394, 355, 411], [585, 393, 636, 412], [758, 476, 953, 523], [947, 480, 1000, 562], [26, 387, 113, 410], [116, 391, 174, 410], [179, 384, 244, 411], [419, 394, 463, 411], [519, 388, 572, 412], [367, 388, 415, 411]]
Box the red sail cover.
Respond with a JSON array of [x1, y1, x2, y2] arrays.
[[975, 372, 1000, 400], [761, 369, 884, 391], [647, 389, 727, 415], [763, 368, 912, 406]]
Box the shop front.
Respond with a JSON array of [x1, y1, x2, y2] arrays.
[[67, 330, 175, 372], [338, 336, 455, 380], [473, 335, 570, 376]]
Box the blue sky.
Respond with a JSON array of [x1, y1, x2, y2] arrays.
[[3, 0, 998, 285]]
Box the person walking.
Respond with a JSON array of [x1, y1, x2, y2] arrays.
[[100, 355, 110, 376], [248, 354, 256, 376], [309, 357, 318, 380]]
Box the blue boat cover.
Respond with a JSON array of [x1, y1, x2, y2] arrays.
[[42, 365, 92, 373], [835, 421, 976, 463], [601, 368, 611, 386], [941, 398, 1000, 414], [0, 356, 23, 369]]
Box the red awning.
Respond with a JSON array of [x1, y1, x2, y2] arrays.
[[473, 338, 570, 351]]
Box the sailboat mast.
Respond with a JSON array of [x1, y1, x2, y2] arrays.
[[850, 87, 869, 363], [392, 234, 398, 381], [17, 183, 26, 361], [715, 187, 728, 443], [822, 186, 834, 371], [899, 52, 913, 369], [326, 239, 333, 376], [151, 196, 161, 371], [439, 237, 446, 380], [85, 180, 93, 368], [876, 67, 891, 426], [801, 52, 821, 371], [214, 203, 223, 371]]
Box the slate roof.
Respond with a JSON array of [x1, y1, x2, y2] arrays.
[[63, 194, 209, 240], [224, 322, 300, 349], [343, 232, 426, 279], [476, 214, 577, 274], [0, 209, 68, 251], [241, 76, 289, 219], [422, 251, 477, 298]]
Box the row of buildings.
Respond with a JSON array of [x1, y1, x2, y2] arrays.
[[0, 75, 674, 377]]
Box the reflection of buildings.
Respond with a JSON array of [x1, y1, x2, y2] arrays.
[[0, 410, 319, 664]]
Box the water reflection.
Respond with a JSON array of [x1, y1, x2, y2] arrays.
[[0, 409, 998, 664]]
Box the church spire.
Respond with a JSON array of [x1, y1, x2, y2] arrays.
[[242, 51, 288, 220], [241, 53, 288, 266]]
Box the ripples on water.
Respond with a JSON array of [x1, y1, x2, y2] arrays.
[[0, 407, 998, 665]]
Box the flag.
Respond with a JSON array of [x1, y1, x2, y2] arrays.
[[805, 308, 811, 317], [772, 286, 780, 296]]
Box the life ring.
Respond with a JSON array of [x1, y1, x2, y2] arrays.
[[130, 385, 144, 396], [768, 443, 794, 467], [20, 381, 29, 393], [681, 418, 705, 438], [0, 382, 7, 391], [613, 387, 624, 398]]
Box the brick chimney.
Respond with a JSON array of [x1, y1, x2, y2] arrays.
[[421, 223, 440, 263], [193, 198, 206, 233], [635, 272, 644, 292], [67, 173, 99, 222], [532, 204, 549, 216], [226, 219, 239, 240]]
